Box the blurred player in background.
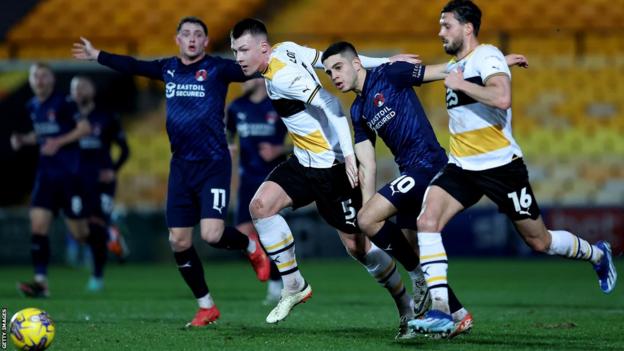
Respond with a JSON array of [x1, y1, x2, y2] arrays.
[[72, 16, 270, 327], [409, 0, 617, 337], [68, 75, 130, 291], [10, 63, 92, 298], [231, 18, 434, 338], [226, 77, 287, 305]]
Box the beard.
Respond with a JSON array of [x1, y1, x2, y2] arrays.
[[444, 37, 463, 55]]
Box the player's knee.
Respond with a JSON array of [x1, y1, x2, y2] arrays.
[[200, 226, 224, 244], [249, 197, 272, 219], [168, 233, 191, 251], [356, 211, 374, 235], [416, 213, 441, 232]]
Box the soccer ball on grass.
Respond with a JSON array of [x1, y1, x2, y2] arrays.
[[9, 308, 55, 351]]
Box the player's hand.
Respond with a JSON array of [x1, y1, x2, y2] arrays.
[[444, 67, 465, 91], [10, 134, 22, 151], [72, 37, 100, 61], [344, 154, 359, 188], [99, 169, 116, 183], [388, 54, 421, 65], [505, 54, 529, 68], [41, 138, 61, 156]]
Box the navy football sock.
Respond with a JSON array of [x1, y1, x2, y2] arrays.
[[174, 247, 209, 298], [209, 226, 249, 250], [31, 234, 50, 276], [87, 223, 108, 278], [369, 221, 419, 271]]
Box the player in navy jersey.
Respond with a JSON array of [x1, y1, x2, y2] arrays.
[[69, 75, 130, 291], [10, 63, 92, 298], [322, 42, 473, 337], [322, 41, 528, 337], [226, 77, 287, 304], [72, 16, 270, 327]]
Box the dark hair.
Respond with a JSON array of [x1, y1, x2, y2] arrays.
[[442, 0, 482, 36], [230, 18, 268, 40], [321, 41, 358, 63], [177, 16, 208, 36]]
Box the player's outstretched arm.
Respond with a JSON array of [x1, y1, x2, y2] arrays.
[[422, 54, 528, 83], [72, 37, 163, 80], [354, 140, 376, 203]]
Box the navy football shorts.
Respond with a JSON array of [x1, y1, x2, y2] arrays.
[[31, 168, 85, 219], [166, 157, 231, 228], [378, 165, 441, 230]]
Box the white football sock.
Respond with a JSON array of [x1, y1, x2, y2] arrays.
[[547, 230, 603, 264], [418, 232, 449, 314], [197, 293, 215, 309], [246, 236, 257, 254], [254, 215, 305, 292]]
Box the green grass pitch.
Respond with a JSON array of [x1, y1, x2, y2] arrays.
[[1, 258, 622, 350]]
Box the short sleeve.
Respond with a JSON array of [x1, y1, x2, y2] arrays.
[[272, 68, 321, 105], [477, 46, 510, 83]]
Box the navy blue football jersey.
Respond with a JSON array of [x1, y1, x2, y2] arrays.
[[27, 92, 82, 173], [226, 95, 287, 181], [98, 52, 247, 161], [350, 62, 447, 171], [79, 109, 129, 171]]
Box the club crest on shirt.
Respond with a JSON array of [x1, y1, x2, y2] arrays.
[[195, 69, 208, 82], [265, 111, 279, 124], [373, 93, 385, 108]]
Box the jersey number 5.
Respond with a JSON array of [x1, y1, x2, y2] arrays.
[[341, 199, 357, 227]]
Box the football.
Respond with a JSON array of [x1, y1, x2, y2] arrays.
[[9, 308, 55, 351]]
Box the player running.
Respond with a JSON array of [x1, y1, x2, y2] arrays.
[[11, 63, 93, 298], [231, 18, 440, 338], [321, 41, 505, 338], [72, 16, 271, 327], [408, 0, 617, 337], [70, 75, 130, 291], [226, 77, 287, 304]]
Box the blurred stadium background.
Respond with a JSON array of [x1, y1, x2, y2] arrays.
[[0, 0, 622, 263]]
